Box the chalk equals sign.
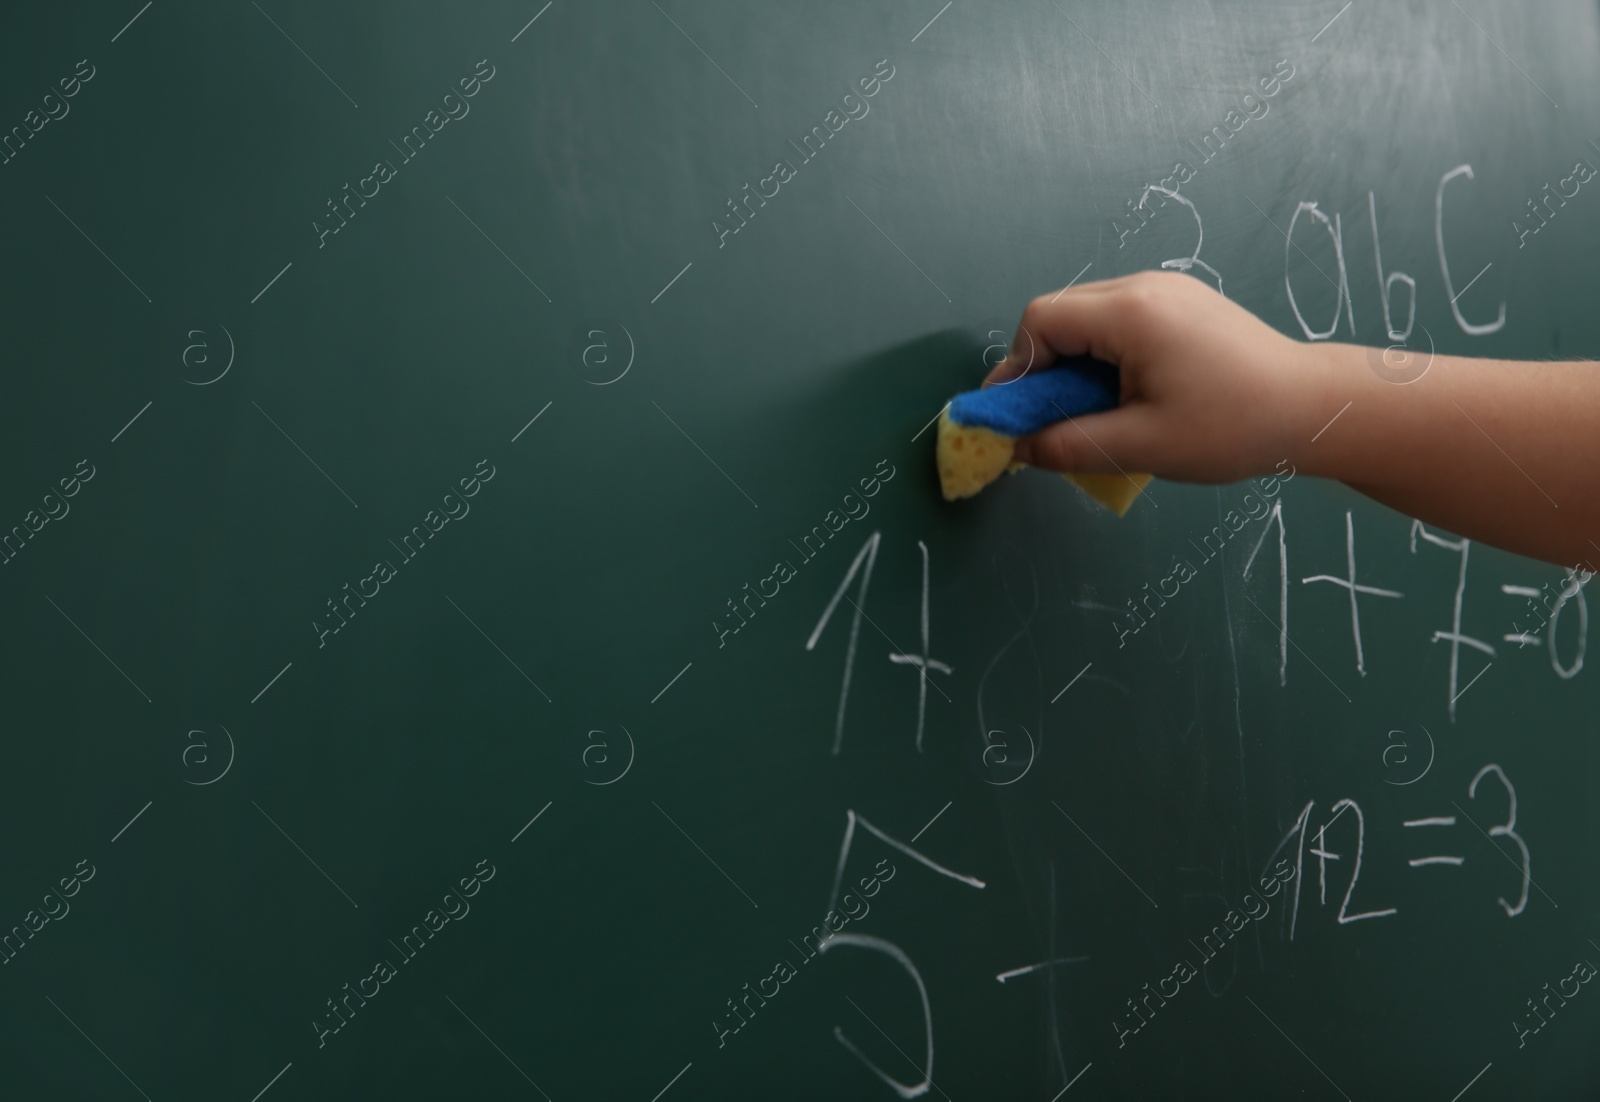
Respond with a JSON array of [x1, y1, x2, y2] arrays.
[[1403, 815, 1464, 866]]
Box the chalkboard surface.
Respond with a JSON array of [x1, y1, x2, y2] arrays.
[[3, 1, 1599, 1099]]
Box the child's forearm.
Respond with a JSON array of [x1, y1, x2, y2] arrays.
[[991, 273, 1599, 570], [1298, 344, 1600, 571]]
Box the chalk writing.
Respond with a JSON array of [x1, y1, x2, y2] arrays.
[[1437, 164, 1506, 336], [1466, 764, 1531, 917], [1242, 498, 1289, 685], [1116, 462, 1295, 648], [818, 810, 984, 1096], [1277, 164, 1506, 347], [711, 855, 896, 1049], [1111, 58, 1295, 247], [1410, 522, 1496, 720], [1265, 763, 1533, 941], [886, 541, 952, 752], [722, 460, 895, 651], [1501, 567, 1591, 678], [1402, 814, 1463, 868], [1285, 200, 1354, 340], [806, 531, 882, 754], [1368, 190, 1417, 341], [1324, 799, 1397, 923], [1140, 186, 1224, 294], [1300, 511, 1404, 675], [807, 529, 952, 755]]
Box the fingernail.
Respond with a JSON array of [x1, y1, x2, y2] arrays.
[[982, 357, 1010, 387]]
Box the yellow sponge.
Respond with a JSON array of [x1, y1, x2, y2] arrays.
[[1061, 470, 1152, 517], [935, 416, 1019, 500], [936, 409, 1150, 516]]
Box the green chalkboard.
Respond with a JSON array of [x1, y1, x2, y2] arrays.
[[2, 1, 1599, 1098]]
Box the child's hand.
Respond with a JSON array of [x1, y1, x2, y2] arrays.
[[986, 270, 1600, 572], [986, 270, 1315, 483]]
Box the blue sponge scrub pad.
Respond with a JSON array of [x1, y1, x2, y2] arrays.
[[935, 357, 1151, 514], [946, 357, 1121, 435]]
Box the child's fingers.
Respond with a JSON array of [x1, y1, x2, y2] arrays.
[[983, 317, 1058, 386], [984, 278, 1139, 387], [1011, 404, 1159, 474], [982, 354, 1033, 387]]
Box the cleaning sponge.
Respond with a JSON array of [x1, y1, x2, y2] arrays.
[[935, 358, 1152, 515]]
